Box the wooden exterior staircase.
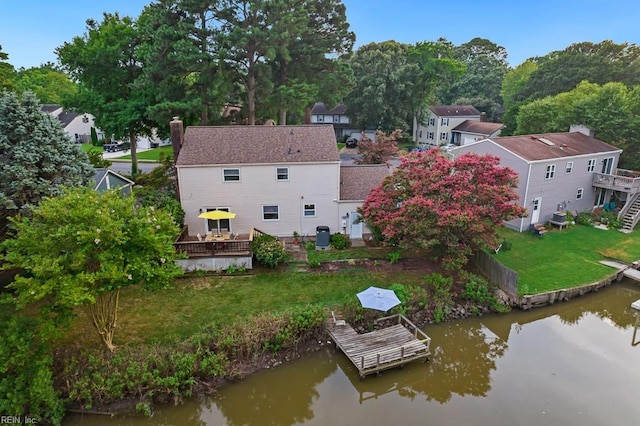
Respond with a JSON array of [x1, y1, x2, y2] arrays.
[[620, 194, 640, 232]]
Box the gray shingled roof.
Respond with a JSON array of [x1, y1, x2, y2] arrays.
[[452, 120, 503, 135], [340, 165, 390, 201], [311, 102, 347, 115], [176, 125, 340, 166], [429, 105, 481, 117], [40, 104, 61, 114], [490, 132, 621, 161]]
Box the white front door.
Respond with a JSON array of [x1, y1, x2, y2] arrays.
[[350, 212, 363, 239], [531, 197, 542, 224]]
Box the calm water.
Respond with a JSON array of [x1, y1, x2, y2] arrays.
[[65, 282, 640, 426]]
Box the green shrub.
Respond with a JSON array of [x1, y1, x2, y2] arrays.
[[307, 258, 321, 268], [0, 309, 64, 425], [329, 232, 351, 250], [387, 250, 402, 264], [575, 211, 593, 226], [253, 235, 289, 268], [305, 241, 316, 251]]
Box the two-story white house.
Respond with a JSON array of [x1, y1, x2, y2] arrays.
[[451, 128, 624, 232], [310, 103, 360, 141], [41, 104, 104, 143], [414, 105, 481, 146]]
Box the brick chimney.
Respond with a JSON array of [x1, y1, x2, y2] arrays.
[[170, 116, 184, 163]]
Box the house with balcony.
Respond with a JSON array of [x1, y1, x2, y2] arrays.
[[414, 105, 481, 146], [450, 127, 636, 231]]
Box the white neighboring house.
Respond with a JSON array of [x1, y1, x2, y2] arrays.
[[172, 121, 389, 240], [41, 104, 104, 143], [414, 105, 481, 146]]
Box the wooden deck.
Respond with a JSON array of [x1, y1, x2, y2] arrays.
[[327, 314, 431, 379]]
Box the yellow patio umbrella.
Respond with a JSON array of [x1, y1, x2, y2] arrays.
[[198, 210, 236, 220], [198, 210, 237, 235]]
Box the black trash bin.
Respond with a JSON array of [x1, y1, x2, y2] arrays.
[[315, 226, 330, 250]]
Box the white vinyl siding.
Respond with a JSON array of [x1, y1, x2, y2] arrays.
[[223, 168, 240, 182]]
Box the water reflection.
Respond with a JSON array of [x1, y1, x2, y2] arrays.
[[207, 349, 338, 425], [64, 282, 640, 426]]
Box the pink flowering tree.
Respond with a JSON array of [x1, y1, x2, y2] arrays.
[[355, 129, 401, 165], [359, 149, 527, 269]]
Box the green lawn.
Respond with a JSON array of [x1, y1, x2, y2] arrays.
[[493, 225, 640, 296], [62, 267, 427, 348], [116, 145, 174, 161]]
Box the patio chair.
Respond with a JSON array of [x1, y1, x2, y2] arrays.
[[331, 311, 346, 326]]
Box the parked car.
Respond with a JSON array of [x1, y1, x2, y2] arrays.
[[345, 137, 358, 148], [103, 142, 131, 152]]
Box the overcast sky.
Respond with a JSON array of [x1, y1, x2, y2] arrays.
[[2, 0, 639, 69]]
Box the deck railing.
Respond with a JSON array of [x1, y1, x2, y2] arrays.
[[173, 225, 252, 257], [593, 171, 640, 194]]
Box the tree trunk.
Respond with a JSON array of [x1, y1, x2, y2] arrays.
[[278, 109, 287, 125], [86, 289, 120, 352], [247, 70, 256, 125], [129, 132, 138, 176]]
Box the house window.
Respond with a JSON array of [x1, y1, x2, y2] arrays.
[[428, 132, 434, 140], [440, 132, 448, 141], [429, 118, 435, 126], [441, 118, 449, 126], [576, 188, 584, 200], [317, 115, 324, 123], [545, 164, 556, 179], [276, 167, 289, 181], [587, 159, 596, 172], [262, 205, 279, 221], [333, 115, 340, 123], [565, 161, 573, 174], [419, 130, 423, 138], [223, 168, 240, 182], [303, 203, 316, 217]]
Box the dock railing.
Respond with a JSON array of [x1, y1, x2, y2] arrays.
[[360, 314, 431, 370]]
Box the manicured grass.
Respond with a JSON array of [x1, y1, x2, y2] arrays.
[[61, 267, 427, 348], [337, 142, 345, 150], [116, 145, 173, 161], [81, 143, 97, 152], [493, 225, 640, 296]]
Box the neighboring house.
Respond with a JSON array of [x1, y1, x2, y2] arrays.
[[451, 120, 504, 146], [451, 127, 624, 232], [338, 165, 391, 238], [414, 105, 481, 146], [93, 168, 134, 195], [310, 102, 360, 140], [41, 104, 104, 143]]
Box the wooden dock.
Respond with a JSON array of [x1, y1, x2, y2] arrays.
[[327, 313, 431, 379]]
